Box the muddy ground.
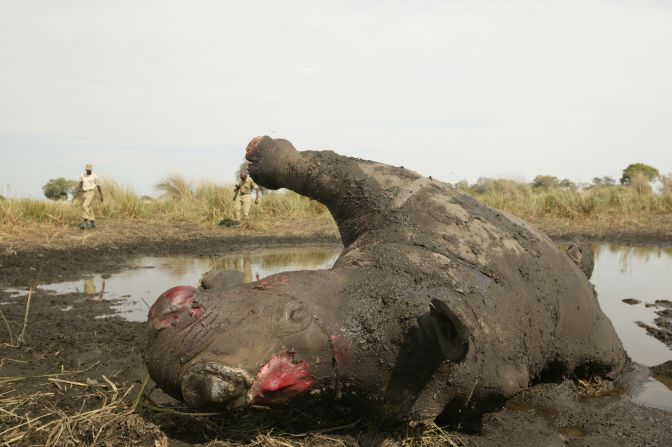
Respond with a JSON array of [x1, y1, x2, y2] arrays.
[[1, 227, 671, 446]]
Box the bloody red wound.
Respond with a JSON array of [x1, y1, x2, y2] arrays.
[[250, 352, 314, 404]]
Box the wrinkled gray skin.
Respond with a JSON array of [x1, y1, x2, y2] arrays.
[[145, 136, 626, 425], [564, 237, 594, 280]]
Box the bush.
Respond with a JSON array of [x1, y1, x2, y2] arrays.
[[592, 176, 616, 187], [532, 175, 560, 190], [459, 175, 672, 221], [42, 178, 78, 200], [628, 173, 652, 195], [660, 174, 672, 194], [0, 199, 77, 225], [620, 163, 659, 185], [156, 174, 193, 201]]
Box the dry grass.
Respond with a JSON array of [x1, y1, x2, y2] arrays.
[[575, 376, 619, 399], [136, 395, 465, 447], [0, 174, 338, 256], [5, 174, 669, 228], [2, 174, 671, 257], [0, 175, 330, 228], [458, 180, 672, 237], [0, 372, 465, 447], [0, 368, 167, 446], [0, 215, 339, 259], [4, 173, 670, 229]]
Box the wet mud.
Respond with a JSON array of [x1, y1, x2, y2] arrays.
[[475, 367, 672, 447], [0, 233, 340, 288]]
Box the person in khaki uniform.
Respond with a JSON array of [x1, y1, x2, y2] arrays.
[[233, 172, 260, 227], [78, 163, 104, 229]]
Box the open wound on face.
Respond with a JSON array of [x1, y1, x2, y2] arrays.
[[148, 286, 203, 329], [249, 351, 314, 404]]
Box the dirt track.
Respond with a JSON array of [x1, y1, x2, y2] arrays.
[[0, 225, 671, 446]]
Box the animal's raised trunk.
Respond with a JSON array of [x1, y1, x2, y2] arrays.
[[246, 136, 420, 245]]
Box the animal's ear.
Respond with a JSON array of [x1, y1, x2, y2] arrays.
[[200, 269, 244, 290], [564, 238, 594, 279], [419, 298, 469, 362]]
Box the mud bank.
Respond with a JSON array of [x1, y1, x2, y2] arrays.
[[3, 226, 671, 289], [0, 233, 341, 288], [551, 230, 672, 247]]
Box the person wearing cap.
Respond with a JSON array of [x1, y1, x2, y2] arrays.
[[78, 163, 104, 229], [232, 171, 260, 228]]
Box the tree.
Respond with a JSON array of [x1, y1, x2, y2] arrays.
[[629, 173, 652, 195], [42, 178, 78, 200], [620, 163, 659, 185], [559, 178, 576, 190], [531, 175, 560, 190], [660, 173, 672, 194], [592, 176, 616, 187]]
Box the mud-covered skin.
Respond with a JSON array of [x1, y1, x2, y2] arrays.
[[146, 136, 626, 425], [199, 269, 244, 290], [564, 237, 594, 279]]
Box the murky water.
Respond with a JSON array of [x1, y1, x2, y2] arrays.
[[4, 245, 343, 321], [632, 376, 672, 411], [589, 244, 672, 411], [590, 244, 672, 366], [3, 242, 671, 409]]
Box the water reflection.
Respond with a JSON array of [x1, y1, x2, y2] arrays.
[[5, 245, 342, 322], [2, 242, 669, 369], [83, 278, 106, 301], [631, 377, 672, 411], [591, 244, 672, 366], [208, 248, 344, 272], [593, 244, 672, 274], [84, 278, 96, 295]]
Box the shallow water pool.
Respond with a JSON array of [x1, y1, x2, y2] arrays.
[[3, 242, 671, 410]]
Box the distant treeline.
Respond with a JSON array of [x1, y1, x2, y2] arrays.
[[455, 164, 672, 220], [457, 162, 670, 195]]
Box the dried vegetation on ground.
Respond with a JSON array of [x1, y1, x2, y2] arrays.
[[2, 173, 672, 251], [0, 357, 466, 447], [1, 175, 329, 227]]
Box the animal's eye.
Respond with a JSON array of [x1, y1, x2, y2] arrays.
[[274, 300, 312, 336], [286, 301, 308, 322]]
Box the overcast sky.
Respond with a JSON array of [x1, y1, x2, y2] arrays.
[[1, 0, 671, 198]]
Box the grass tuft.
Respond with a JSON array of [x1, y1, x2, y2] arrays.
[[460, 181, 672, 222], [2, 173, 670, 238]]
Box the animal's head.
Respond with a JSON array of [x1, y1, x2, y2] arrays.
[[145, 271, 346, 410]]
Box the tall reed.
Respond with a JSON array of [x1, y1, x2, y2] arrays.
[[0, 199, 77, 225], [460, 181, 672, 220], [3, 174, 669, 227]]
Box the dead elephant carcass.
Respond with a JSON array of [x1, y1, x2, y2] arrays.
[[145, 136, 625, 425]]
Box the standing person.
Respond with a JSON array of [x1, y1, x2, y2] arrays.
[[232, 171, 260, 228], [78, 163, 104, 229]]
